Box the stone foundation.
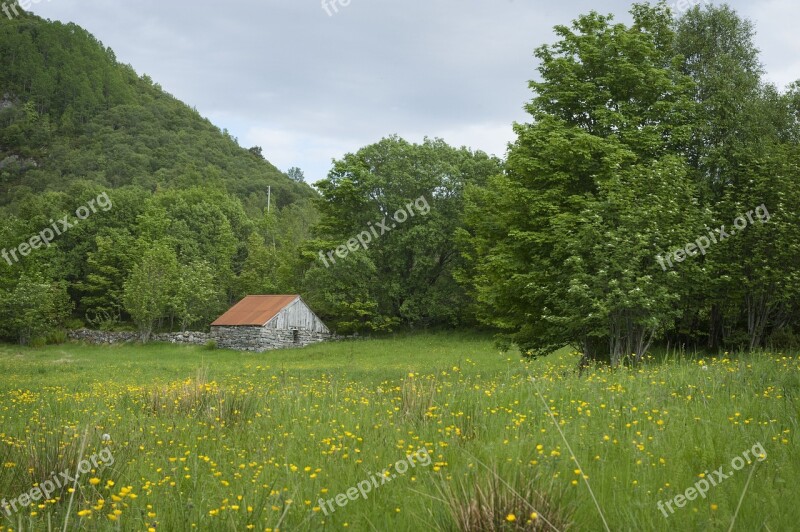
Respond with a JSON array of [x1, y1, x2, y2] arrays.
[[210, 326, 331, 352]]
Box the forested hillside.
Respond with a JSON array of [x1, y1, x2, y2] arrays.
[[0, 13, 319, 342], [0, 13, 310, 205]]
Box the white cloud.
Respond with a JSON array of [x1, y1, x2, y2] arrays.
[[741, 0, 800, 89], [29, 0, 800, 180]]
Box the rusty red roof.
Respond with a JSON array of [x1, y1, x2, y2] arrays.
[[211, 295, 300, 326]]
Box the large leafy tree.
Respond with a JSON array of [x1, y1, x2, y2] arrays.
[[674, 4, 766, 198], [462, 4, 701, 363], [77, 229, 138, 327], [302, 251, 397, 334], [172, 261, 222, 332], [311, 136, 501, 330], [672, 5, 800, 350], [234, 232, 279, 298]]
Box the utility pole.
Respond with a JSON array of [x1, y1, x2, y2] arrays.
[[267, 186, 276, 250]]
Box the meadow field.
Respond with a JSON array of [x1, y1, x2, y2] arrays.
[[0, 333, 797, 531]]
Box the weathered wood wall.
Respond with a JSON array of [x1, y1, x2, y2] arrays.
[[264, 298, 330, 334]]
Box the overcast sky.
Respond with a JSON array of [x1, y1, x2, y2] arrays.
[[27, 0, 800, 183]]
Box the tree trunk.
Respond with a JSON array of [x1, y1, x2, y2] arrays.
[[708, 304, 723, 351]]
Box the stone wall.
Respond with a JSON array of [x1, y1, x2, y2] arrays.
[[154, 331, 210, 345], [68, 329, 137, 344], [68, 327, 332, 352], [210, 326, 331, 352], [68, 329, 210, 346]]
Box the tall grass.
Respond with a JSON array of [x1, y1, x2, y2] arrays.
[[0, 334, 797, 531]]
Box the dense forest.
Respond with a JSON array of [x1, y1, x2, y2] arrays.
[[1, 4, 799, 362], [0, 11, 317, 341]]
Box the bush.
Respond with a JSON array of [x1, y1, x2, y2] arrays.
[[65, 317, 85, 330], [29, 337, 47, 348], [204, 339, 217, 350], [4, 273, 74, 344], [46, 330, 68, 345]]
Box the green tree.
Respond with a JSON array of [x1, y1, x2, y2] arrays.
[[286, 167, 305, 183], [314, 136, 501, 329], [0, 272, 73, 344], [674, 4, 766, 198], [462, 4, 700, 363], [235, 232, 279, 298], [548, 157, 704, 365], [172, 261, 221, 331], [77, 229, 138, 327], [249, 146, 264, 159], [673, 5, 800, 350], [122, 242, 178, 341], [303, 250, 398, 334]]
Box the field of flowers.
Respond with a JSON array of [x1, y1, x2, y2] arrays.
[[0, 332, 797, 531]]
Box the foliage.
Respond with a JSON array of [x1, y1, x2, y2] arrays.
[[172, 261, 223, 332], [460, 3, 800, 361], [462, 4, 701, 362], [1, 4, 799, 360], [286, 167, 305, 183], [122, 242, 178, 341], [310, 136, 501, 331], [0, 271, 73, 344]]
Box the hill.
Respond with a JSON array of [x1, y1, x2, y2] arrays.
[[0, 13, 321, 339], [0, 12, 313, 208]]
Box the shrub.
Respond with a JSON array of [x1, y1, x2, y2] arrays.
[[4, 273, 74, 345], [64, 318, 86, 330], [46, 330, 68, 345], [29, 337, 47, 348]]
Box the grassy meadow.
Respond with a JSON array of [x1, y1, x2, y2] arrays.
[[0, 333, 797, 531]]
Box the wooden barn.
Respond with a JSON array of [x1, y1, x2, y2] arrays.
[[210, 295, 331, 352]]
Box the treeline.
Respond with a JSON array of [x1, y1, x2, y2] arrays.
[[0, 183, 320, 342], [0, 12, 315, 343], [309, 4, 800, 360], [460, 4, 800, 363], [2, 4, 800, 360], [0, 133, 499, 343]]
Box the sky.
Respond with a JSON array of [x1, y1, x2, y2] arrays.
[[24, 0, 800, 184]]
